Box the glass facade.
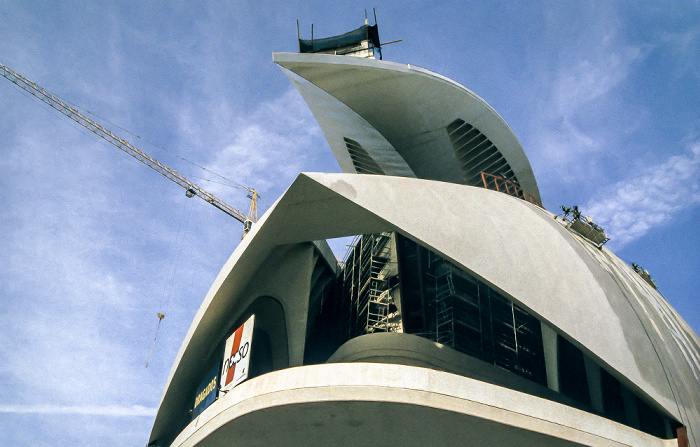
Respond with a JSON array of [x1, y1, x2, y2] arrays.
[[170, 233, 680, 443], [304, 232, 679, 439], [394, 233, 547, 386]]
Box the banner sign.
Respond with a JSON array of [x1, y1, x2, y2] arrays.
[[220, 314, 254, 392], [192, 364, 219, 418]]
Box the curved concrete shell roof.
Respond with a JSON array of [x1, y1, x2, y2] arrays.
[[150, 173, 698, 444], [273, 52, 542, 203]]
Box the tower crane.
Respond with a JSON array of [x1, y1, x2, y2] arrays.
[[0, 62, 258, 233]]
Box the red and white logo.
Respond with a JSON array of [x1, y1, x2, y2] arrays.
[[220, 314, 254, 392]]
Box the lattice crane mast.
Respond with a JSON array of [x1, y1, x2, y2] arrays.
[[1, 62, 258, 232]]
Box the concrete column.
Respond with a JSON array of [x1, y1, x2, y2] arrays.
[[583, 356, 603, 413], [541, 324, 559, 392], [622, 386, 639, 429]]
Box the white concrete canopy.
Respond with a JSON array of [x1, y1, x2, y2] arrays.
[[274, 52, 542, 203], [150, 173, 699, 445]]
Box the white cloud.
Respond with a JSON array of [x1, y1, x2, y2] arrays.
[[539, 45, 642, 164], [0, 122, 180, 408], [203, 88, 325, 197], [529, 18, 647, 185], [660, 22, 700, 69], [0, 404, 156, 417], [585, 141, 700, 247], [553, 45, 641, 117]]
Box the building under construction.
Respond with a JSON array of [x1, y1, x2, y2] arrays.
[[147, 20, 699, 447], [320, 232, 547, 388]]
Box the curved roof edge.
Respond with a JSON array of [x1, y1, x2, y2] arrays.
[[151, 173, 699, 443], [170, 363, 667, 447], [273, 52, 542, 203]]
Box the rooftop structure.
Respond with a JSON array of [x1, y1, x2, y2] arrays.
[[148, 22, 699, 447], [298, 21, 381, 59]]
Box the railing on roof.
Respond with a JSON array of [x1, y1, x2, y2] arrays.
[[480, 172, 543, 208]]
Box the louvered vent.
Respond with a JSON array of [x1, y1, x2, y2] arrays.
[[446, 119, 517, 187], [344, 137, 385, 175]]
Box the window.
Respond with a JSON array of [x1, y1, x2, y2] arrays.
[[558, 335, 591, 406], [601, 369, 626, 424]]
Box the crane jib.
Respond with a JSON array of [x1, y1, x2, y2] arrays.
[[1, 62, 256, 230]]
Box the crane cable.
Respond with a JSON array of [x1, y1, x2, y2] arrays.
[[146, 313, 165, 368], [146, 196, 194, 368]]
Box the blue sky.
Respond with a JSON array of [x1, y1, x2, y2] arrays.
[[1, 1, 698, 445]]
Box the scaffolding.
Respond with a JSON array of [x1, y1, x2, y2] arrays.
[[340, 232, 546, 385], [342, 233, 397, 337], [434, 260, 455, 347], [432, 257, 484, 358], [429, 254, 546, 384]]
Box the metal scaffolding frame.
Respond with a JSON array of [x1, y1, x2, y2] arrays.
[[342, 233, 396, 337], [429, 253, 546, 384], [431, 256, 484, 357], [340, 232, 546, 385]]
